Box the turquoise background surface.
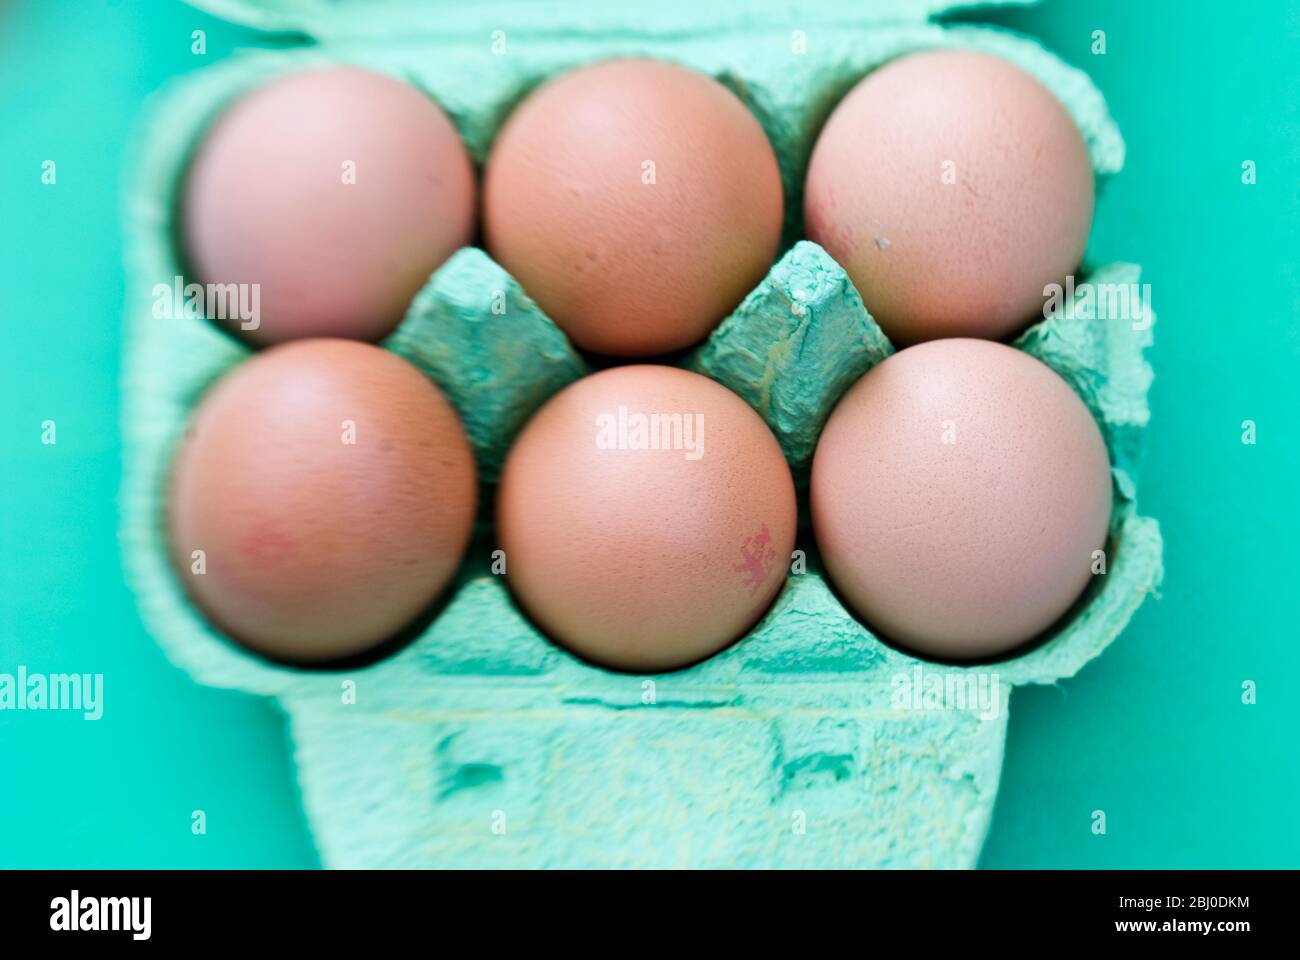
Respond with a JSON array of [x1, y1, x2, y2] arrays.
[[1, 0, 1296, 868]]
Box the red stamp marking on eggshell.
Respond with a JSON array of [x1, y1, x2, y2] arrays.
[[733, 524, 776, 595], [237, 519, 296, 565]]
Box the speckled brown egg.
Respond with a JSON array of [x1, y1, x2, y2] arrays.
[[811, 339, 1112, 660], [497, 366, 796, 671], [184, 66, 476, 346], [483, 59, 784, 357], [804, 50, 1095, 346], [168, 340, 477, 662]]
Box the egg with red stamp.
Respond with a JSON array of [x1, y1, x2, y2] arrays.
[[496, 365, 797, 672], [167, 339, 478, 663]]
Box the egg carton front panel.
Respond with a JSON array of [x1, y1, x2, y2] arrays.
[[286, 670, 1008, 868]]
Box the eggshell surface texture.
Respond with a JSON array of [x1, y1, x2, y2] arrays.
[[168, 340, 478, 663], [184, 66, 476, 346], [804, 50, 1095, 346], [483, 59, 784, 357], [497, 366, 796, 671], [811, 339, 1112, 660]]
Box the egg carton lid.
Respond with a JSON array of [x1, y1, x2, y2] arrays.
[[184, 0, 1039, 41]]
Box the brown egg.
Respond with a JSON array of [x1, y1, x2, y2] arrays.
[[804, 50, 1095, 346], [184, 66, 476, 346], [497, 366, 796, 671], [483, 59, 784, 357], [168, 340, 477, 662], [811, 339, 1112, 660]]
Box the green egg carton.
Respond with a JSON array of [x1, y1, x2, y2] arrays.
[[121, 0, 1163, 868]]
